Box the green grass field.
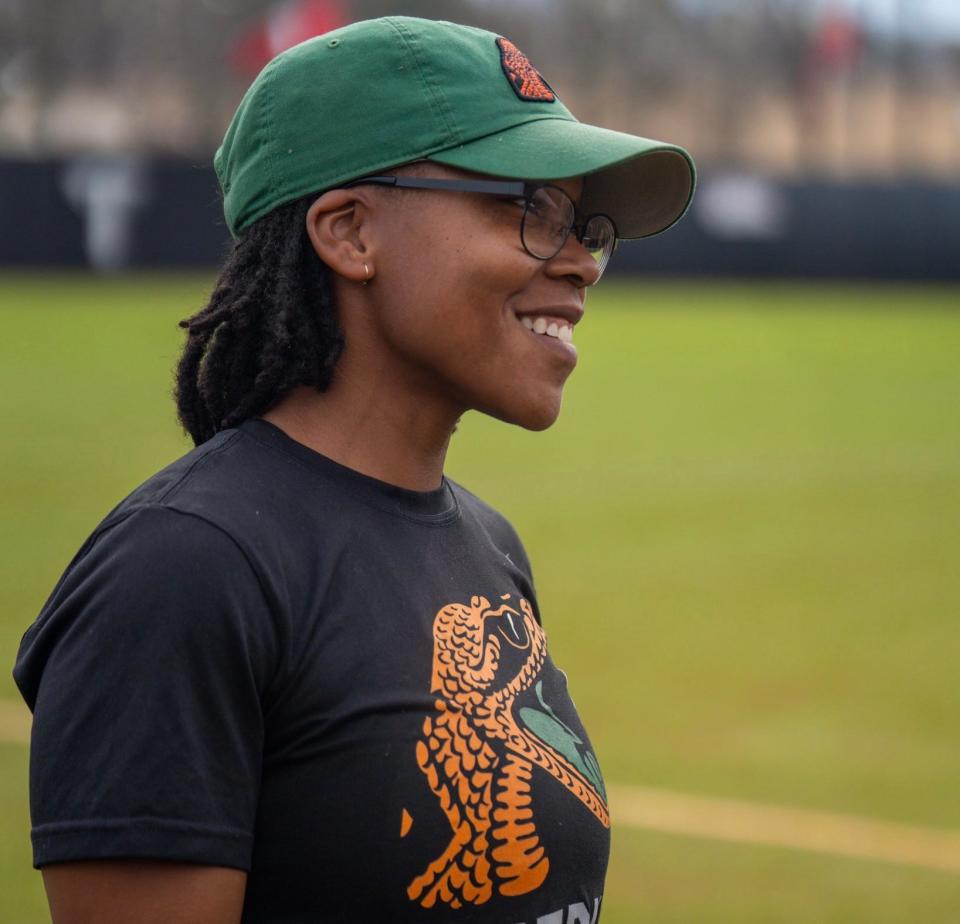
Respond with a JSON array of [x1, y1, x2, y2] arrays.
[[2, 272, 958, 921]]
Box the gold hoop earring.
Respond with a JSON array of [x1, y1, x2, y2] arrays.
[[361, 262, 371, 286]]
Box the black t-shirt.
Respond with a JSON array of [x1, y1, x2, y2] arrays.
[[14, 419, 610, 923]]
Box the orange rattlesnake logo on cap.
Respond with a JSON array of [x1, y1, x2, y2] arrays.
[[496, 37, 556, 102], [406, 594, 608, 911]]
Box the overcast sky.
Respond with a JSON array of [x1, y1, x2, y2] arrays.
[[671, 0, 960, 43]]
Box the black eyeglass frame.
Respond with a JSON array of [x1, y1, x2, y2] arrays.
[[340, 175, 618, 278]]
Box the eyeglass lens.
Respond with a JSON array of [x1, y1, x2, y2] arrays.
[[580, 215, 616, 276], [521, 187, 575, 260], [521, 186, 615, 277]]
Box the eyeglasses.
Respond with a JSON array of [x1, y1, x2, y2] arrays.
[[341, 175, 618, 281]]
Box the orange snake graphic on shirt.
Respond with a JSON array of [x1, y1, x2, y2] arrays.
[[407, 594, 609, 911]]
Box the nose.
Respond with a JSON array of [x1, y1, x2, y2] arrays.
[[543, 231, 602, 288]]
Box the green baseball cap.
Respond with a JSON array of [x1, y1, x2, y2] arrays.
[[215, 16, 696, 241]]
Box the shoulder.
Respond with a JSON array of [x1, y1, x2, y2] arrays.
[[448, 477, 515, 534], [94, 420, 333, 564], [114, 424, 289, 529], [75, 503, 256, 582], [14, 502, 282, 711], [446, 477, 534, 576]]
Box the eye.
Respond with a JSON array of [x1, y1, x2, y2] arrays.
[[525, 196, 550, 219]]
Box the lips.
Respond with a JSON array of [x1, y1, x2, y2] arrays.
[[514, 305, 583, 326], [514, 305, 582, 352]]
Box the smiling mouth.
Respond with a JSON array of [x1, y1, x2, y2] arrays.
[[516, 314, 577, 353]]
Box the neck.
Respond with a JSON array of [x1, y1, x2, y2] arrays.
[[262, 381, 458, 492]]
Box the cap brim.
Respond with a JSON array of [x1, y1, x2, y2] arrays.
[[428, 117, 696, 240]]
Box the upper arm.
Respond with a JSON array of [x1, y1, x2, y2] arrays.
[[42, 861, 246, 924], [15, 506, 281, 873]]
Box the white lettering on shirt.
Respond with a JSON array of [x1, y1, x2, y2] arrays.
[[513, 894, 602, 924]]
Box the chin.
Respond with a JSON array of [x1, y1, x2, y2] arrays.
[[485, 393, 564, 431]]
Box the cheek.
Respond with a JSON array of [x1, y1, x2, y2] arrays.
[[380, 234, 531, 345], [378, 221, 470, 317], [368, 210, 571, 422]]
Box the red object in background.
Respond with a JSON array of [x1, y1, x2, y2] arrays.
[[230, 0, 349, 75], [809, 9, 862, 72]]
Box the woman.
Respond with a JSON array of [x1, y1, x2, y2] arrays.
[[14, 16, 695, 924]]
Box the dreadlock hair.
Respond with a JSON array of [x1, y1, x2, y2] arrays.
[[175, 192, 344, 446]]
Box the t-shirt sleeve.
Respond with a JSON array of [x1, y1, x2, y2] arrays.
[[13, 505, 281, 871]]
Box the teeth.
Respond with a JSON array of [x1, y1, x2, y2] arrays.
[[518, 315, 576, 345]]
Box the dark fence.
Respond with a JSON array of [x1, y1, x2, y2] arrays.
[[0, 157, 229, 269], [1, 157, 958, 280]]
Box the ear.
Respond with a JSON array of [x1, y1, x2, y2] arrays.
[[305, 189, 374, 284]]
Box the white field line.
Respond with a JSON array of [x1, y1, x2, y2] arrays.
[[607, 783, 960, 874], [2, 701, 957, 874]]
